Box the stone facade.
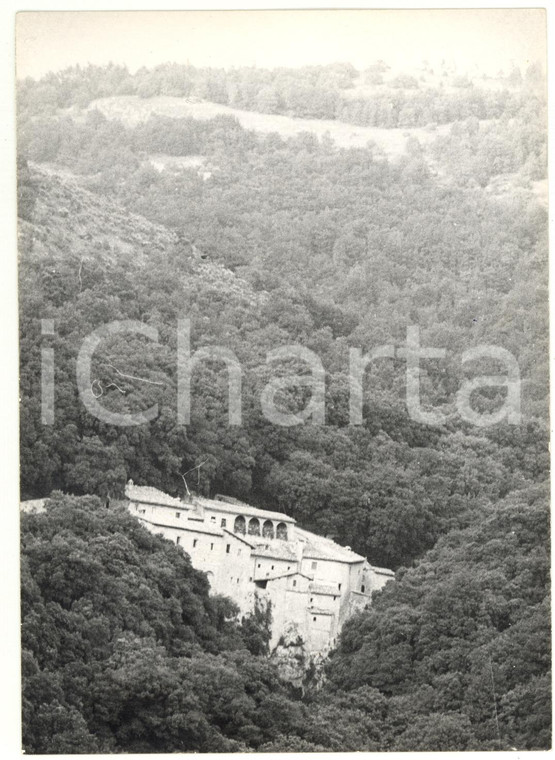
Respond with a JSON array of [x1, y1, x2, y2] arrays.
[[125, 482, 394, 654]]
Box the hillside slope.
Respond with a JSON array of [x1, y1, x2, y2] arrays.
[[83, 94, 452, 157]]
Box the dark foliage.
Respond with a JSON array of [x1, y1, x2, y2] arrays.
[[17, 61, 549, 751]]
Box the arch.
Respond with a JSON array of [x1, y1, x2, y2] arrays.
[[248, 517, 261, 536], [234, 515, 246, 535], [262, 520, 274, 539], [276, 522, 288, 540], [206, 571, 215, 587]]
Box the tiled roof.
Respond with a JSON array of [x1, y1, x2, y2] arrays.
[[147, 519, 223, 537], [195, 495, 294, 524], [126, 485, 294, 523], [20, 498, 48, 514], [369, 565, 395, 577], [252, 543, 298, 561], [296, 527, 365, 564], [126, 484, 184, 508], [309, 583, 338, 596], [223, 529, 257, 548], [254, 570, 288, 582]]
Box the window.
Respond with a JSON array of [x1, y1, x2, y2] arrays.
[[176, 536, 181, 545], [271, 565, 274, 570], [257, 563, 261, 569], [249, 577, 252, 582], [210, 516, 216, 522], [262, 520, 274, 539], [237, 578, 240, 583], [221, 518, 227, 527], [333, 596, 337, 601], [276, 522, 288, 540], [313, 617, 317, 622], [234, 515, 246, 535], [293, 580, 297, 587], [210, 543, 214, 551], [226, 544, 230, 554], [310, 597, 313, 603], [287, 566, 290, 570], [193, 539, 198, 548], [338, 583, 342, 590], [248, 517, 261, 536], [361, 584, 366, 593], [175, 512, 180, 518], [139, 508, 146, 514], [311, 561, 317, 570]]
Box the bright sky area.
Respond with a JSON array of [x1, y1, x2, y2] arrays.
[[16, 9, 546, 80]]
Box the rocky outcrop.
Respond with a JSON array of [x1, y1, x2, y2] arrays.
[[270, 622, 327, 693]]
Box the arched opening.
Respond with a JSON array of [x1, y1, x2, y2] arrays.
[[248, 517, 261, 536], [276, 522, 288, 540], [234, 515, 246, 535], [262, 520, 274, 539], [206, 571, 215, 587]]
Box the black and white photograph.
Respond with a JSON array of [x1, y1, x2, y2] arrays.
[[12, 6, 550, 754]]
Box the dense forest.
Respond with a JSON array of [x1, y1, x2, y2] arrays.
[[18, 60, 549, 751]]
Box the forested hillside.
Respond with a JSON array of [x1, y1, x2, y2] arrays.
[[18, 60, 549, 751]]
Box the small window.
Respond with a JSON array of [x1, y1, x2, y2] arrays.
[[176, 536, 181, 545], [210, 543, 214, 551], [210, 516, 216, 522], [249, 577, 252, 582], [193, 539, 198, 548], [313, 616, 317, 622], [271, 565, 274, 570], [287, 565, 290, 570], [257, 563, 261, 569], [237, 578, 240, 584], [293, 580, 297, 587], [310, 597, 313, 603], [361, 584, 366, 593], [175, 512, 180, 518], [226, 544, 230, 554], [221, 518, 227, 527], [338, 583, 342, 590], [333, 596, 337, 601]]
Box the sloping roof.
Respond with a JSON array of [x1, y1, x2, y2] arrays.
[[252, 543, 298, 561], [195, 495, 294, 524], [254, 568, 311, 583], [267, 570, 312, 582], [147, 519, 223, 537], [296, 527, 365, 564], [20, 498, 48, 514], [223, 529, 257, 548], [126, 485, 294, 523], [369, 565, 395, 577], [126, 484, 184, 508], [309, 583, 338, 596]]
